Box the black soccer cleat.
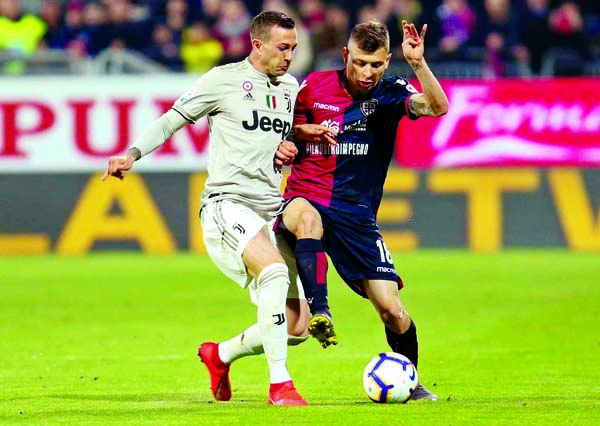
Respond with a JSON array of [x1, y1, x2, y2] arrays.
[[411, 383, 439, 401]]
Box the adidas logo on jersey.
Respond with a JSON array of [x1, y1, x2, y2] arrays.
[[243, 92, 255, 101]]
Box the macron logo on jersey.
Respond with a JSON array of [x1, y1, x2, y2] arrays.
[[313, 102, 340, 112]]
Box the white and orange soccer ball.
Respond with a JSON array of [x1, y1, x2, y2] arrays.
[[362, 352, 419, 403]]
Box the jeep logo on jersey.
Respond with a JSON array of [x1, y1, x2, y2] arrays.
[[360, 99, 378, 116], [242, 110, 291, 136]]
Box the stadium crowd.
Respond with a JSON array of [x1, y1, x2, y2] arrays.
[[1, 0, 599, 77]]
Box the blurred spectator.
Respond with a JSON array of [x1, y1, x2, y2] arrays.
[[549, 1, 590, 54], [546, 0, 591, 76], [475, 0, 526, 77], [312, 4, 349, 53], [180, 21, 222, 73], [378, 0, 426, 52], [297, 0, 325, 32], [212, 0, 252, 64], [80, 1, 111, 56], [39, 0, 64, 49], [104, 0, 152, 51], [0, 0, 47, 74], [434, 0, 477, 60], [143, 23, 184, 70], [159, 0, 190, 44], [519, 0, 553, 74], [52, 1, 85, 57], [356, 3, 380, 25], [198, 0, 222, 29]]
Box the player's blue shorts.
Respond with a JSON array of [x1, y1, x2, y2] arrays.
[[275, 199, 403, 298]]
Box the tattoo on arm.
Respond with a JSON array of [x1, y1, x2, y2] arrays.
[[411, 62, 423, 73], [127, 147, 142, 161], [408, 95, 434, 117]]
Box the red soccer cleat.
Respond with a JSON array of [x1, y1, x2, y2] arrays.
[[268, 381, 309, 406], [198, 342, 231, 401]]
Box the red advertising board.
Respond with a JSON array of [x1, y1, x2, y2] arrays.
[[396, 78, 600, 168]]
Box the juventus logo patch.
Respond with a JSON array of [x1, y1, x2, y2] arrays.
[[232, 223, 246, 234], [272, 313, 285, 325], [284, 92, 292, 113]]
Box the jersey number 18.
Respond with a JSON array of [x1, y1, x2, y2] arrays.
[[376, 239, 393, 264]]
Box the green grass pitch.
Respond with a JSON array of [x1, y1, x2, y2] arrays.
[[1, 251, 599, 425]]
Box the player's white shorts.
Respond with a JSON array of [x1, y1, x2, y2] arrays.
[[200, 199, 304, 304]]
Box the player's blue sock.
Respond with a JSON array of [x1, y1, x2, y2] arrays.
[[295, 238, 329, 315], [385, 319, 418, 368]]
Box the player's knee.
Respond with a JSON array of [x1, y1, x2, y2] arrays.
[[257, 262, 289, 289], [379, 306, 411, 330], [298, 210, 323, 238]]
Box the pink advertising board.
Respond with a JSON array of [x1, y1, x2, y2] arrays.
[[396, 78, 600, 168]]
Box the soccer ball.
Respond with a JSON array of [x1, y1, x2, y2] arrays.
[[362, 352, 419, 403]]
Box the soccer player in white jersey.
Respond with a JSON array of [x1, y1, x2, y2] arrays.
[[102, 11, 310, 406]]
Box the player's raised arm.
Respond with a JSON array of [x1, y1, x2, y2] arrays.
[[402, 20, 449, 118]]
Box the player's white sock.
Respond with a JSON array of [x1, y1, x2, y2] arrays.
[[219, 323, 263, 364], [256, 262, 291, 384], [219, 325, 310, 364]]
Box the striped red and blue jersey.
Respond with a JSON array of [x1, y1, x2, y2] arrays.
[[284, 69, 419, 215]]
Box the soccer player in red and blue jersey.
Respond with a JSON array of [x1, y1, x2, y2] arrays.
[[275, 20, 449, 400]]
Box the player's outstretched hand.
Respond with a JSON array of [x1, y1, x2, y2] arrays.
[[402, 20, 426, 66], [294, 124, 338, 145], [102, 155, 135, 181], [274, 140, 298, 167]]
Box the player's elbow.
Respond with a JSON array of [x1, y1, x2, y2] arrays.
[[431, 97, 449, 117]]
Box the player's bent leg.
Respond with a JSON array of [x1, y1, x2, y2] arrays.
[[199, 203, 306, 403], [364, 279, 411, 333], [199, 307, 307, 403], [278, 232, 333, 349], [364, 279, 438, 401], [245, 235, 308, 405], [282, 198, 332, 319]]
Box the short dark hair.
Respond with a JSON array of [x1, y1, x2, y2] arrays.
[[250, 11, 295, 41], [349, 21, 389, 52]]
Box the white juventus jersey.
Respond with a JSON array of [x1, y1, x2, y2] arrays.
[[172, 58, 298, 214]]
